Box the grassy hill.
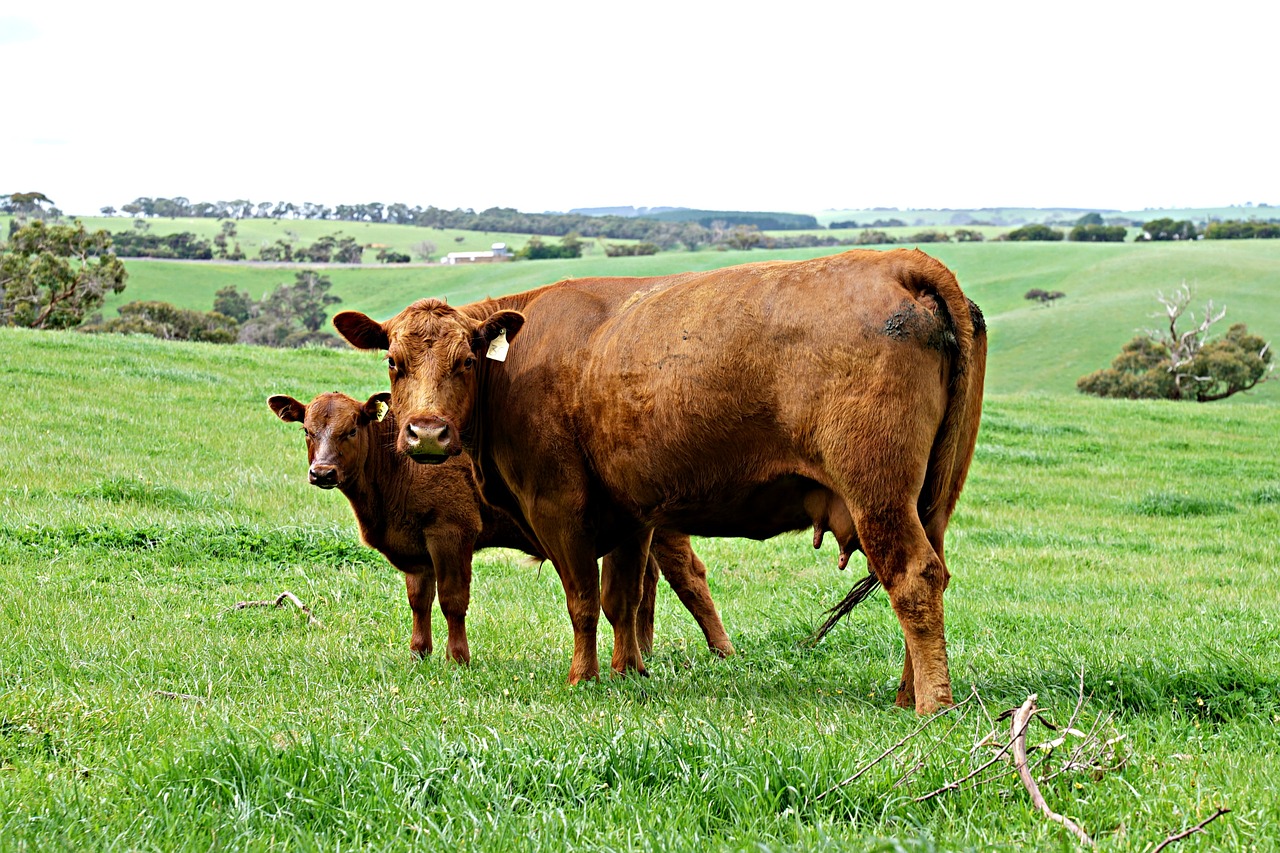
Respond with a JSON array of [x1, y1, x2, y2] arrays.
[[104, 240, 1280, 402], [1, 327, 1277, 849]]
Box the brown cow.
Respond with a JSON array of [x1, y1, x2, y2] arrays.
[[267, 391, 733, 663], [334, 249, 985, 713]]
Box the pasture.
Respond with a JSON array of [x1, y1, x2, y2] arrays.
[[1, 242, 1279, 850]]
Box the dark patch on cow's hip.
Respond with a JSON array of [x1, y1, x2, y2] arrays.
[[882, 298, 957, 354]]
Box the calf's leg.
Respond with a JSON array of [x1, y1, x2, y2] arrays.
[[427, 535, 473, 665], [637, 552, 659, 656], [649, 532, 734, 657], [403, 570, 435, 658]]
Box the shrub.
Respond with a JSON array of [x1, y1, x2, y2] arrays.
[[80, 301, 239, 344], [1002, 224, 1064, 241], [1078, 287, 1273, 401], [604, 242, 660, 257], [1069, 224, 1127, 242]]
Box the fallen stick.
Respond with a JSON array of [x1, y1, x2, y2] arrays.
[[1148, 807, 1230, 853], [1011, 695, 1093, 846], [231, 591, 320, 625]]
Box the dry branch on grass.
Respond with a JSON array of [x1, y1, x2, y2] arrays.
[[822, 683, 1151, 846], [229, 591, 320, 625], [1010, 695, 1093, 846], [1147, 807, 1230, 853]]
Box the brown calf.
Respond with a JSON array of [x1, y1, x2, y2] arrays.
[[334, 249, 985, 712], [268, 392, 733, 662]]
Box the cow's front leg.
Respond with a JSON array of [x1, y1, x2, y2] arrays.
[[545, 538, 603, 684], [602, 529, 653, 677]]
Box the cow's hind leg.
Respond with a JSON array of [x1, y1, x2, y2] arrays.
[[601, 529, 653, 677], [637, 551, 659, 656], [857, 506, 953, 714]]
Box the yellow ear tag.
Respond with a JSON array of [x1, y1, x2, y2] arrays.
[[375, 401, 389, 422], [486, 329, 509, 362]]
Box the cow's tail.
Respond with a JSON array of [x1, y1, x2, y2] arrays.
[[910, 250, 987, 545]]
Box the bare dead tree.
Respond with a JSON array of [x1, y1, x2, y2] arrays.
[[1146, 284, 1227, 397]]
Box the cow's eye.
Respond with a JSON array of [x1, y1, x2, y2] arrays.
[[385, 356, 396, 371], [463, 356, 476, 371], [346, 429, 358, 439]]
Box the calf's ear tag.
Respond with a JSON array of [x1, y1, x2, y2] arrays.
[[374, 400, 389, 422], [486, 329, 509, 362]]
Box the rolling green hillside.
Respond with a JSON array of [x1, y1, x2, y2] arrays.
[[103, 241, 1280, 402]]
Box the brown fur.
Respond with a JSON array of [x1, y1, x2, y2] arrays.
[[334, 249, 986, 712], [268, 392, 733, 662]]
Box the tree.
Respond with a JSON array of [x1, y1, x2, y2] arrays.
[[238, 270, 343, 347], [1, 220, 127, 329], [953, 229, 985, 242], [1074, 212, 1104, 227], [213, 285, 254, 323], [1077, 286, 1273, 401], [1002, 224, 1064, 241], [1069, 224, 1127, 242], [411, 240, 437, 262], [1137, 218, 1197, 241]]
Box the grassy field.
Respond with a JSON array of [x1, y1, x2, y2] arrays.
[[2, 264, 1279, 849], [104, 240, 1280, 402]]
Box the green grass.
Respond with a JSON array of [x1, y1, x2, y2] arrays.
[[1, 323, 1278, 850]]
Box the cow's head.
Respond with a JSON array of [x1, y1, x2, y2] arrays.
[[268, 391, 391, 488], [333, 300, 524, 464]]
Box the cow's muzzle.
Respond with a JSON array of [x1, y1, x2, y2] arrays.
[[403, 416, 459, 463]]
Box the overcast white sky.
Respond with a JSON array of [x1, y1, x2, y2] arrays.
[[2, 1, 1273, 216]]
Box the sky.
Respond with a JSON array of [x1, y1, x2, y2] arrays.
[[2, 1, 1274, 217]]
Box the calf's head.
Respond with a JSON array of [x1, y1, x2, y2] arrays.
[[268, 392, 391, 488], [333, 300, 523, 464]]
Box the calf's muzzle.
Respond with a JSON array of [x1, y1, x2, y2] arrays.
[[309, 464, 339, 488]]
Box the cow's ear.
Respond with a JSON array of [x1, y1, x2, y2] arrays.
[[471, 310, 526, 356], [333, 311, 389, 351], [268, 395, 307, 423], [361, 392, 391, 423]]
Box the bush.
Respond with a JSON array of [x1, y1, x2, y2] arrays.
[[907, 230, 950, 244], [1002, 224, 1064, 242], [854, 230, 895, 245], [1137, 219, 1198, 241], [1203, 220, 1280, 239], [1078, 288, 1273, 401], [81, 301, 239, 344], [604, 242, 660, 257], [953, 229, 985, 243], [1024, 289, 1066, 305], [1069, 224, 1127, 242], [516, 235, 582, 260], [376, 248, 412, 263]]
